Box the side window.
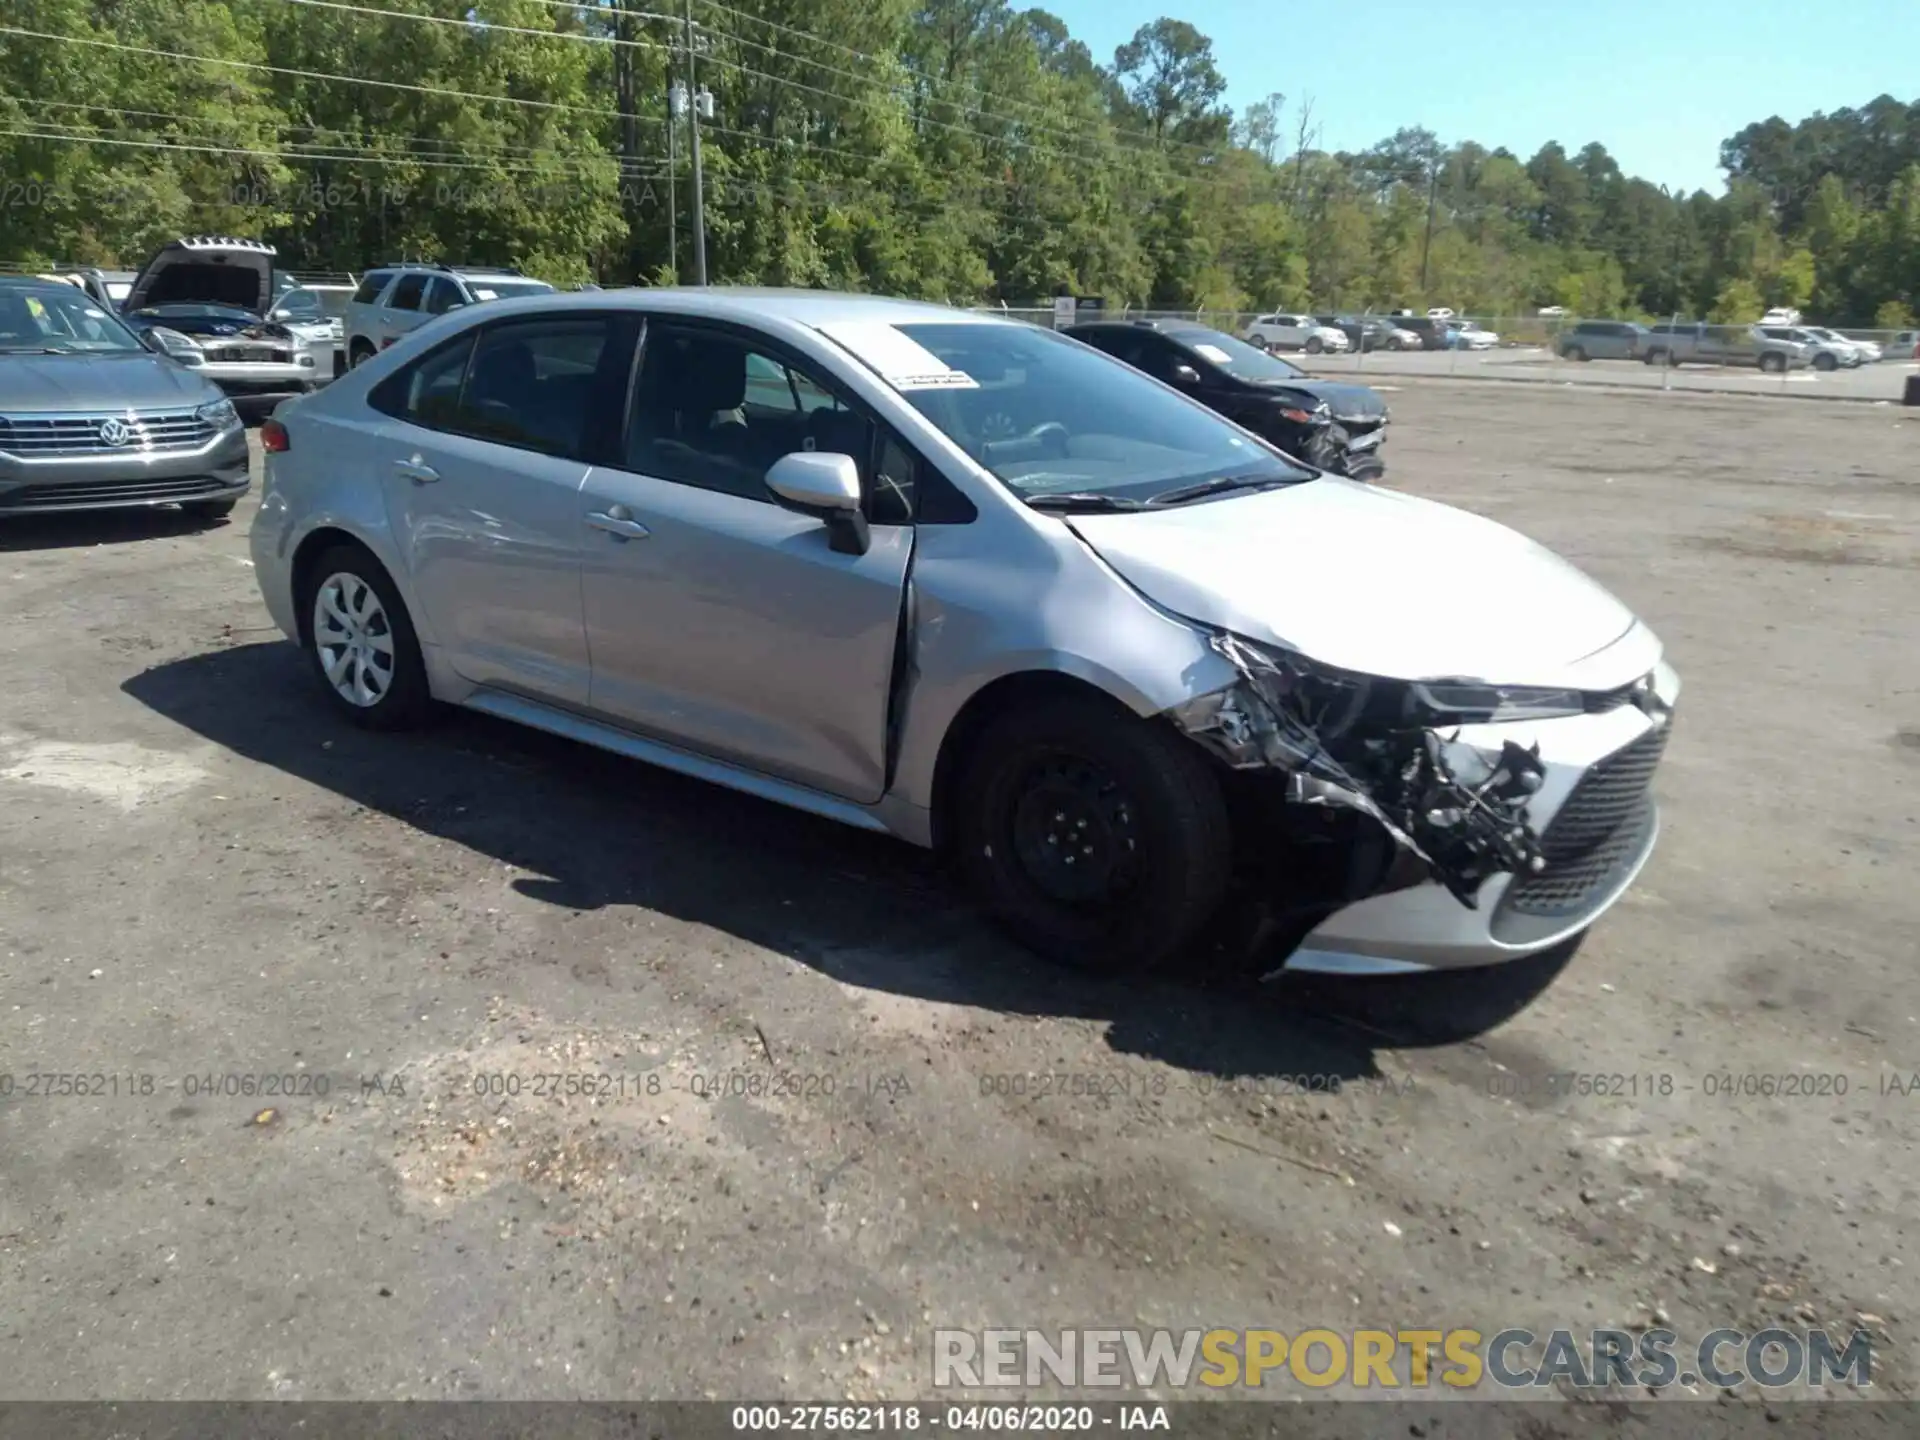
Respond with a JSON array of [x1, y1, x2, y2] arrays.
[[452, 318, 619, 458], [352, 272, 391, 305], [368, 334, 475, 427], [387, 274, 427, 311], [1131, 337, 1187, 384], [1076, 330, 1138, 366], [624, 325, 872, 504], [422, 278, 461, 316]]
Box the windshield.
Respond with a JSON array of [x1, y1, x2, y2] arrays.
[[848, 321, 1312, 503], [132, 303, 260, 321], [465, 279, 555, 302], [274, 289, 325, 319], [1164, 327, 1309, 382], [0, 285, 144, 353]]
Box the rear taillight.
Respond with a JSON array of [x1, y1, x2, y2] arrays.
[[260, 419, 290, 453]]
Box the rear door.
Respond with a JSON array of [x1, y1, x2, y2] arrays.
[[577, 318, 913, 802], [379, 273, 429, 347], [369, 312, 637, 705]]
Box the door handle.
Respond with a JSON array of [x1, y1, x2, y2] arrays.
[[586, 507, 650, 540], [393, 456, 439, 484]]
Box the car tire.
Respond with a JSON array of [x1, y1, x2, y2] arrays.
[[1812, 353, 1836, 372], [1761, 353, 1787, 375], [1566, 345, 1589, 362], [1305, 336, 1324, 355], [299, 545, 433, 731], [348, 340, 375, 369], [184, 498, 238, 520], [955, 694, 1232, 975], [1644, 348, 1666, 366]]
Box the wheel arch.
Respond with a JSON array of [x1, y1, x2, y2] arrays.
[[291, 527, 412, 646]]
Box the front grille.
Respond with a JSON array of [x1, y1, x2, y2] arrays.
[[1, 474, 230, 509], [1492, 720, 1671, 931], [0, 410, 216, 457], [1502, 792, 1655, 918], [205, 346, 291, 364]]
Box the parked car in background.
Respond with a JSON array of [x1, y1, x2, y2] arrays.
[[268, 286, 350, 376], [1451, 320, 1500, 351], [1888, 330, 1920, 360], [1643, 322, 1810, 372], [344, 263, 556, 368], [119, 238, 326, 414], [1067, 319, 1390, 480], [1315, 315, 1398, 352], [252, 288, 1676, 979], [1801, 325, 1880, 364], [1558, 320, 1649, 362], [1378, 314, 1449, 350], [1759, 306, 1802, 327], [0, 277, 248, 518], [1242, 312, 1351, 354], [1759, 326, 1859, 371]]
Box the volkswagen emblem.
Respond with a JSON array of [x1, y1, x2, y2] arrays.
[[98, 417, 132, 448]]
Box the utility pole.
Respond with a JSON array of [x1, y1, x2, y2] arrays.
[[666, 81, 680, 283], [683, 0, 707, 286], [1418, 162, 1439, 294]]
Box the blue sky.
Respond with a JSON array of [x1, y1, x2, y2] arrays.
[[1044, 0, 1920, 195]]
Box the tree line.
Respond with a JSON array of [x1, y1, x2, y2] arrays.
[[2, 0, 1916, 326]]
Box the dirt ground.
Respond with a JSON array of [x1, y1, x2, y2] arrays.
[[1, 383, 1916, 1412]]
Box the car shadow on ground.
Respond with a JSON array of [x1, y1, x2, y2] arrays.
[[0, 505, 232, 553], [123, 641, 1577, 1084]]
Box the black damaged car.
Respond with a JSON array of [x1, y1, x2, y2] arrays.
[[1064, 320, 1390, 480]]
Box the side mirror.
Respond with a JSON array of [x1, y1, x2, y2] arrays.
[[1171, 363, 1202, 386], [767, 451, 869, 556]]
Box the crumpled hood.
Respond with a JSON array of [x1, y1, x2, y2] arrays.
[[1255, 378, 1386, 421], [1066, 478, 1638, 684], [0, 352, 223, 411]]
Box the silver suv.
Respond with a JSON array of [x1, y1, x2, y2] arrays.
[[252, 288, 1678, 981], [344, 264, 555, 368]]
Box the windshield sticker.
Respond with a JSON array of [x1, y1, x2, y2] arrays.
[[1191, 343, 1233, 365], [84, 308, 106, 318], [470, 287, 498, 300], [817, 322, 981, 391]]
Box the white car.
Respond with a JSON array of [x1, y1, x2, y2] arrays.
[[1453, 321, 1499, 351], [1243, 313, 1351, 355], [1427, 307, 1456, 320], [1802, 326, 1879, 364], [1759, 307, 1802, 327]]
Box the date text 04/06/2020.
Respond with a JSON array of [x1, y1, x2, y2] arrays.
[[729, 1405, 1171, 1432]]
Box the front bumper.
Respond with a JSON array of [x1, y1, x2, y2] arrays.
[[0, 428, 250, 515], [200, 358, 319, 397], [1286, 659, 1679, 973]]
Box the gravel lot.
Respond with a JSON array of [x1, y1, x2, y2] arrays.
[[1, 383, 1916, 1410]]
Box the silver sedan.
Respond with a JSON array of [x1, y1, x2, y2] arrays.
[[250, 289, 1677, 979]]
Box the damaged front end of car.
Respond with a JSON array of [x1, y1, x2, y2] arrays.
[[1168, 634, 1566, 961]]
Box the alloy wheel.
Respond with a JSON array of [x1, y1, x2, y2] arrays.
[[312, 571, 397, 708]]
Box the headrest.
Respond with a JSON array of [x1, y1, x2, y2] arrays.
[[657, 334, 746, 413], [470, 341, 537, 401]]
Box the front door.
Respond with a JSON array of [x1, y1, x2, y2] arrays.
[[375, 314, 634, 706], [578, 321, 912, 803]]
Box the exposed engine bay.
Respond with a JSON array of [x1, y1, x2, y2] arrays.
[[1171, 634, 1551, 908]]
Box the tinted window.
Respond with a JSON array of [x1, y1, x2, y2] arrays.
[[454, 319, 617, 457], [387, 274, 427, 311], [422, 278, 462, 315], [625, 325, 872, 504], [370, 334, 474, 427], [353, 272, 392, 305], [879, 322, 1310, 502]]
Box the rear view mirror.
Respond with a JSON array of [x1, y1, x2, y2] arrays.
[[767, 451, 868, 556]]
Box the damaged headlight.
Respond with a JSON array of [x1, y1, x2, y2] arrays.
[[1173, 634, 1553, 908], [1405, 681, 1585, 725]]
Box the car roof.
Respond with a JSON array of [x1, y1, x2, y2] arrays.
[[440, 287, 1007, 331]]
